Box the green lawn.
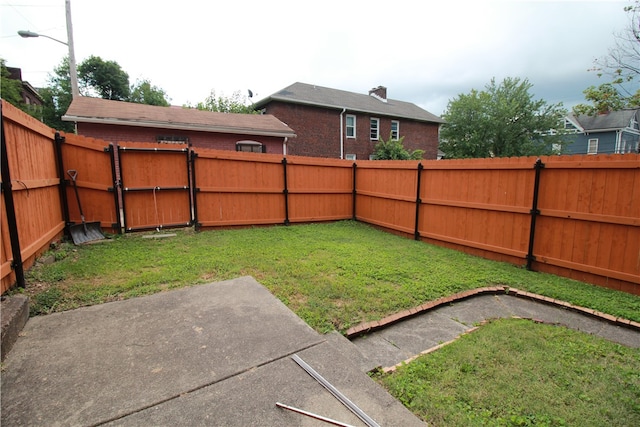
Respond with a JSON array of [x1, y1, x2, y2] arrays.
[[18, 220, 640, 425], [23, 221, 639, 332], [377, 318, 640, 426]]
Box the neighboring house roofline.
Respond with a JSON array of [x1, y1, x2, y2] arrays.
[[62, 115, 297, 138], [254, 82, 445, 124], [22, 81, 44, 103], [568, 109, 639, 134], [62, 96, 297, 139], [564, 115, 584, 132]]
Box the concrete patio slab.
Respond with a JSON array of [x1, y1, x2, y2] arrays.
[[1, 276, 423, 426]]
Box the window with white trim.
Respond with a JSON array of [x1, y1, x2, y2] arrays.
[[391, 120, 399, 140], [346, 115, 356, 138], [345, 154, 356, 160], [587, 138, 598, 154], [370, 117, 379, 141], [236, 140, 265, 153]]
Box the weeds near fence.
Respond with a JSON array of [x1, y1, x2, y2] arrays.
[[20, 221, 640, 332]]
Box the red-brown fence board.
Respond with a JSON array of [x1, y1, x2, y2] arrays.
[[417, 157, 535, 263], [355, 160, 419, 234], [1, 101, 63, 293], [61, 133, 118, 230], [286, 156, 353, 223], [194, 149, 286, 226], [532, 154, 640, 290], [1, 194, 13, 288], [119, 147, 191, 230]]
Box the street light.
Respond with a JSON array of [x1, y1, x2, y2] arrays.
[[17, 0, 79, 98]]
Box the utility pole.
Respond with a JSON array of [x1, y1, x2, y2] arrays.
[[66, 0, 80, 98]]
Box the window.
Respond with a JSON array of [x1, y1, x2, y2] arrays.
[[346, 115, 356, 138], [156, 135, 189, 144], [391, 120, 399, 140], [236, 140, 265, 153], [370, 118, 379, 141], [345, 154, 356, 160], [587, 138, 598, 154]]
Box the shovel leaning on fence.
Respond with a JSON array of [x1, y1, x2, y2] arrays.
[[67, 169, 106, 245]]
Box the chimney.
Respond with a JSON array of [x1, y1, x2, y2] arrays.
[[369, 86, 387, 102]]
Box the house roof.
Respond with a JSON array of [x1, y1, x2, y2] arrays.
[[62, 97, 296, 138], [253, 82, 445, 124], [568, 109, 639, 133]]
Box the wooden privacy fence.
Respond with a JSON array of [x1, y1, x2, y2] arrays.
[[354, 155, 640, 295], [193, 149, 354, 227], [1, 101, 64, 293], [1, 100, 639, 295]]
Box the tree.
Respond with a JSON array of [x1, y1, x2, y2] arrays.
[[573, 83, 639, 116], [40, 57, 74, 132], [191, 90, 256, 114], [587, 1, 640, 106], [78, 55, 130, 100], [1, 59, 25, 106], [439, 77, 568, 158], [38, 56, 170, 131], [373, 134, 424, 160], [129, 79, 170, 106]]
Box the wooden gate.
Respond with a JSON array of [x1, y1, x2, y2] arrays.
[[117, 145, 192, 232]]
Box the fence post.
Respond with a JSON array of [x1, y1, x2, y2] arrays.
[[414, 163, 423, 240], [106, 144, 122, 233], [54, 132, 71, 237], [191, 150, 200, 231], [352, 162, 357, 220], [117, 145, 129, 232], [526, 158, 545, 270], [0, 115, 25, 288], [282, 157, 290, 225]]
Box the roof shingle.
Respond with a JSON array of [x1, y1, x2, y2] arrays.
[[254, 82, 445, 124], [63, 97, 296, 138]]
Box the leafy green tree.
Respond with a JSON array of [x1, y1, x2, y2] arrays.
[[439, 77, 567, 158], [573, 83, 639, 115], [1, 59, 25, 107], [373, 134, 424, 160], [40, 57, 74, 132], [78, 55, 130, 100], [129, 79, 170, 106], [38, 56, 171, 131], [1, 58, 43, 119], [191, 90, 256, 114]]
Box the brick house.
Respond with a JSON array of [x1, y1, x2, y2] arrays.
[[6, 66, 44, 116], [253, 82, 444, 160], [62, 97, 296, 153]]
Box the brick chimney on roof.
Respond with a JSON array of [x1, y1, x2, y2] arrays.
[[369, 86, 387, 102]]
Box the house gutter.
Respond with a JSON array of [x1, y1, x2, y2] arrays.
[[283, 136, 288, 156], [339, 108, 346, 159]]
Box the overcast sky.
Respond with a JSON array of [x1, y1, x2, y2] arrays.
[[1, 0, 634, 115]]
